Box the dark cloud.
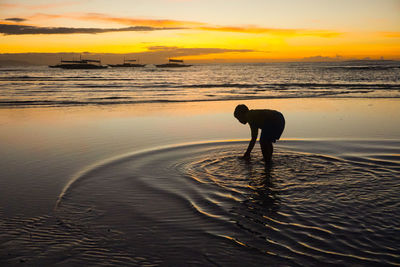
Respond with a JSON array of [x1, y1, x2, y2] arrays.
[[4, 17, 27, 22], [0, 23, 183, 35]]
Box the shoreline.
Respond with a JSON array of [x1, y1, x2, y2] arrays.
[[1, 95, 400, 109]]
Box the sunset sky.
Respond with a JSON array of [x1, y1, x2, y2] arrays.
[[1, 0, 399, 62]]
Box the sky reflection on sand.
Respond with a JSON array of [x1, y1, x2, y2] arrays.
[[0, 98, 399, 217], [1, 98, 399, 139]]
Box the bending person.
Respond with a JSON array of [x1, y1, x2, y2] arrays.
[[234, 104, 285, 163]]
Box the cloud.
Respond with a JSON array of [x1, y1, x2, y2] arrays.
[[81, 13, 341, 38], [80, 13, 340, 37], [79, 13, 204, 28], [0, 12, 341, 38], [146, 46, 255, 55], [0, 23, 182, 35], [27, 13, 68, 20], [379, 31, 400, 38], [199, 26, 340, 37], [0, 1, 81, 10], [199, 26, 297, 34], [4, 18, 27, 23], [299, 30, 341, 38], [0, 3, 19, 8]]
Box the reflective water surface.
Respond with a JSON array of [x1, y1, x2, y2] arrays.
[[1, 61, 399, 107], [2, 140, 398, 265]]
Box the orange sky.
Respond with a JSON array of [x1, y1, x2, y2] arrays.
[[1, 0, 399, 62]]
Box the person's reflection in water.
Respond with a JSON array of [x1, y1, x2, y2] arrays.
[[242, 159, 279, 213]]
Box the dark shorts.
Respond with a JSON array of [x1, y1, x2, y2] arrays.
[[260, 112, 285, 143]]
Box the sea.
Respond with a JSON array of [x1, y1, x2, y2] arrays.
[[1, 60, 400, 107], [0, 61, 400, 266]]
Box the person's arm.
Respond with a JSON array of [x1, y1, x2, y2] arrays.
[[243, 124, 258, 159]]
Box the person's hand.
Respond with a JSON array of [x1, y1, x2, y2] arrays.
[[240, 153, 251, 160]]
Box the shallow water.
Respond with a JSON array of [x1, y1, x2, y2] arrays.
[[2, 140, 398, 265]]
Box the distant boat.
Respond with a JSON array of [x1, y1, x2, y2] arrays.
[[108, 58, 146, 68], [49, 57, 107, 69], [155, 59, 192, 68]]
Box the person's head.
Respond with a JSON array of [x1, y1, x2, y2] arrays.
[[234, 104, 249, 124]]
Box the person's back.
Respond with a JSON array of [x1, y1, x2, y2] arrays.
[[246, 109, 284, 131], [234, 104, 285, 163]]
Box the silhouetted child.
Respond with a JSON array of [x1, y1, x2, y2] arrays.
[[234, 104, 285, 163]]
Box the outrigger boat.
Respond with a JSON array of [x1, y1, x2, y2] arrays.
[[49, 56, 107, 69], [108, 58, 146, 68], [155, 59, 192, 68]]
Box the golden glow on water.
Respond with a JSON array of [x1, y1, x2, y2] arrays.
[[1, 99, 399, 152], [219, 235, 248, 248], [1, 98, 399, 122]]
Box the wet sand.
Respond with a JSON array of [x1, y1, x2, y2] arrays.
[[0, 98, 400, 265]]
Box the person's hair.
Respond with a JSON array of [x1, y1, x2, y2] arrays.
[[234, 104, 249, 118]]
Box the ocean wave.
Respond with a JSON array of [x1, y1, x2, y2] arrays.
[[1, 76, 399, 92], [0, 63, 399, 107], [1, 76, 399, 90], [55, 82, 399, 90], [33, 82, 400, 91], [172, 82, 400, 89], [322, 65, 400, 71], [0, 76, 135, 81], [0, 68, 29, 71], [1, 94, 400, 107]]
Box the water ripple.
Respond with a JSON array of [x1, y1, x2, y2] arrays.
[[51, 140, 400, 265], [1, 140, 399, 265]]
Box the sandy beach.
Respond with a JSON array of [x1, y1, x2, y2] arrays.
[[1, 98, 399, 265], [1, 0, 399, 264]]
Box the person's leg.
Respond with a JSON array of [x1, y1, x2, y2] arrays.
[[260, 140, 273, 163]]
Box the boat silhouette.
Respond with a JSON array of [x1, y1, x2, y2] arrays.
[[155, 59, 192, 68], [49, 56, 107, 69], [109, 58, 146, 68]]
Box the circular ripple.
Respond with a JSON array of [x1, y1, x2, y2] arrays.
[[54, 141, 400, 266]]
